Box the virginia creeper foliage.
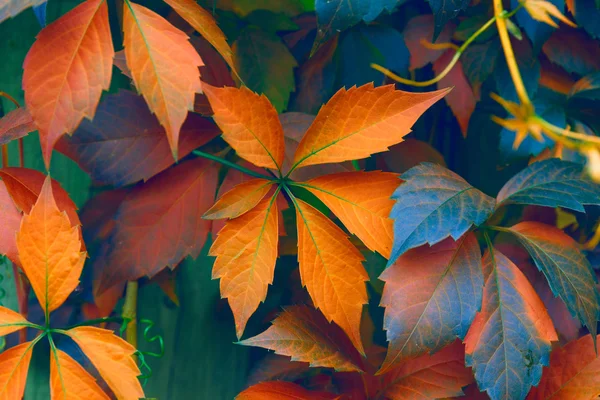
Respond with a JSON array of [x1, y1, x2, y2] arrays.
[[1, 0, 600, 399]]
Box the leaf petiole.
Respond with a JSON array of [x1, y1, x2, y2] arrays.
[[192, 150, 276, 180]]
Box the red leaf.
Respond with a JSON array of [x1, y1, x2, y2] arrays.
[[434, 50, 475, 136], [56, 90, 219, 187], [404, 15, 454, 70], [97, 158, 217, 292], [0, 108, 36, 146], [0, 181, 20, 265], [22, 0, 113, 167], [237, 381, 339, 400]]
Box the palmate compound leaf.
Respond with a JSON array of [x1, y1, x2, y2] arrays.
[[22, 0, 113, 167], [203, 84, 285, 171], [50, 349, 108, 400], [0, 181, 20, 265], [380, 340, 474, 399], [294, 171, 398, 258], [291, 83, 450, 171], [528, 334, 600, 399], [238, 306, 363, 372], [0, 108, 36, 147], [16, 176, 85, 315], [122, 1, 203, 158], [506, 222, 600, 347], [210, 192, 279, 338], [0, 0, 46, 23], [203, 179, 273, 220], [0, 341, 34, 399], [388, 163, 495, 265], [378, 233, 483, 374], [97, 158, 218, 293], [464, 248, 558, 400], [497, 158, 600, 212], [294, 198, 368, 355], [237, 381, 338, 400], [66, 326, 143, 400], [56, 90, 220, 187], [162, 0, 235, 73]]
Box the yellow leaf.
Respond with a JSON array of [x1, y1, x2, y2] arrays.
[[16, 176, 85, 315], [524, 0, 577, 28], [50, 349, 109, 400], [66, 326, 143, 400]]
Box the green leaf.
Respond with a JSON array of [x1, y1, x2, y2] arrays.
[[496, 158, 600, 212], [389, 163, 495, 265], [506, 222, 600, 345], [233, 28, 297, 113]]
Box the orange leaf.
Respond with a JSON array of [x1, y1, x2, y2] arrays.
[[163, 0, 235, 73], [0, 181, 20, 265], [0, 341, 34, 399], [528, 334, 600, 399], [0, 306, 32, 336], [297, 171, 399, 257], [203, 85, 286, 170], [239, 306, 363, 372], [295, 198, 368, 354], [66, 326, 143, 400], [380, 340, 473, 399], [211, 193, 279, 338], [123, 1, 203, 158], [0, 108, 36, 147], [237, 381, 339, 400], [291, 83, 449, 170], [50, 349, 109, 400], [16, 176, 85, 315], [22, 0, 113, 167], [204, 178, 273, 220]]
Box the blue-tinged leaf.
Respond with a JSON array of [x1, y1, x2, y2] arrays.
[[363, 0, 407, 22], [378, 233, 483, 374], [32, 1, 46, 27], [542, 28, 600, 76], [464, 248, 557, 400], [511, 0, 560, 53], [427, 0, 469, 40], [461, 39, 500, 95], [313, 0, 369, 52], [494, 37, 540, 102], [570, 0, 600, 39], [388, 163, 495, 265], [496, 158, 600, 212], [507, 222, 600, 346]]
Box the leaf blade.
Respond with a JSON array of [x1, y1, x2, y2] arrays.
[[0, 108, 36, 147], [237, 381, 338, 400], [204, 179, 273, 220], [0, 341, 34, 399], [50, 349, 109, 400]]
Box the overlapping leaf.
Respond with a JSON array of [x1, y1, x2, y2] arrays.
[[122, 1, 202, 158], [56, 90, 219, 187], [22, 0, 113, 167], [507, 221, 600, 344], [404, 15, 454, 70], [210, 193, 279, 338], [291, 83, 449, 170], [0, 108, 35, 146], [380, 341, 474, 399], [543, 28, 600, 76], [237, 381, 338, 400], [528, 334, 600, 399], [16, 176, 85, 315], [388, 163, 495, 265], [204, 179, 273, 220], [464, 248, 557, 400], [497, 158, 600, 211], [66, 326, 143, 400], [296, 171, 398, 257], [203, 85, 285, 171], [97, 158, 217, 292], [0, 0, 46, 23], [0, 181, 20, 264], [0, 307, 31, 336], [379, 233, 483, 374], [427, 0, 468, 39], [163, 0, 235, 72], [295, 199, 368, 354], [239, 306, 363, 372], [0, 341, 34, 399], [50, 349, 108, 400]]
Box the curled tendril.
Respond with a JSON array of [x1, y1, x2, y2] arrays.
[[120, 318, 165, 386]]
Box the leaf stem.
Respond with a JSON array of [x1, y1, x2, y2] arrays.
[[192, 150, 275, 180], [122, 281, 138, 348], [371, 6, 523, 87]]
